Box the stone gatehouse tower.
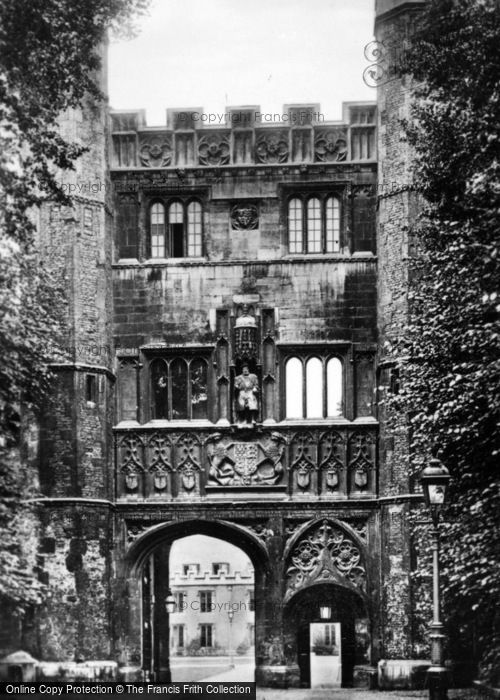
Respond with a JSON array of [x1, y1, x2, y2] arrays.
[[18, 0, 430, 688]]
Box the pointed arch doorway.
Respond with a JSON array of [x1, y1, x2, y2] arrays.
[[286, 582, 369, 687], [282, 518, 372, 688]]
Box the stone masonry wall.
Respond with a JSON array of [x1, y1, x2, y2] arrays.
[[113, 259, 377, 349], [24, 505, 114, 661], [31, 49, 116, 661]]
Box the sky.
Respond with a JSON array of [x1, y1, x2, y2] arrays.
[[108, 0, 375, 126]]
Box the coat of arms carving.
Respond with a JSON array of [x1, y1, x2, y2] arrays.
[[207, 433, 285, 486]]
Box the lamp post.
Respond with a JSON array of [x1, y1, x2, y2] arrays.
[[420, 457, 451, 700], [227, 610, 235, 669], [164, 590, 176, 682]]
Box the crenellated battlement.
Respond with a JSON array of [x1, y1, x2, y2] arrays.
[[110, 102, 376, 169]]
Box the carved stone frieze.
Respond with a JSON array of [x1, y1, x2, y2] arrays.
[[198, 134, 230, 166], [348, 431, 376, 492], [147, 432, 173, 472], [255, 132, 289, 164], [118, 435, 144, 494], [206, 432, 285, 486], [146, 433, 173, 495], [318, 430, 345, 495], [314, 129, 348, 162], [285, 519, 366, 600], [290, 432, 317, 492], [114, 426, 377, 500], [174, 433, 202, 495], [139, 137, 172, 167]]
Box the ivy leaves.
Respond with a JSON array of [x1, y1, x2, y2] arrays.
[[397, 0, 500, 683]]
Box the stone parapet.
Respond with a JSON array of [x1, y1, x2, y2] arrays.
[[110, 103, 376, 169]]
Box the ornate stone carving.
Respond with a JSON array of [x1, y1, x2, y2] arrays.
[[139, 137, 172, 167], [314, 129, 348, 162], [285, 519, 366, 600], [118, 434, 144, 492], [175, 433, 202, 494], [348, 431, 375, 492], [284, 520, 306, 538], [290, 432, 316, 467], [147, 433, 173, 471], [319, 431, 345, 494], [255, 132, 289, 164], [198, 134, 230, 166], [349, 520, 368, 541], [231, 203, 259, 230], [233, 305, 258, 364], [147, 433, 173, 494], [245, 522, 274, 543], [290, 432, 317, 492], [127, 523, 150, 543], [177, 461, 198, 492], [206, 433, 285, 486]]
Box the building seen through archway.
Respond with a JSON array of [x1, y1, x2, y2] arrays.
[[168, 536, 255, 682]]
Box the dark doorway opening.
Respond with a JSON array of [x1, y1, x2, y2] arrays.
[[170, 223, 184, 257], [285, 582, 369, 688]]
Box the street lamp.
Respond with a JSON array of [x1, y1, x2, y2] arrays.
[[420, 457, 451, 700], [165, 591, 176, 614], [164, 590, 176, 682], [227, 609, 235, 669]]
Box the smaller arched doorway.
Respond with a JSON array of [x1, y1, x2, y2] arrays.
[[285, 583, 369, 688], [282, 518, 371, 688]]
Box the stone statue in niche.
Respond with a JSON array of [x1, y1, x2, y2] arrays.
[[231, 203, 259, 230], [234, 363, 259, 427]]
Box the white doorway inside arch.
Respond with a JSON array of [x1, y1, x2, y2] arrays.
[[309, 622, 342, 688]]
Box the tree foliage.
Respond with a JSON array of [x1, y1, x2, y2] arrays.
[[395, 0, 500, 682], [0, 0, 149, 608]]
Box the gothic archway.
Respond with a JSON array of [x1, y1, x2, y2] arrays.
[[282, 519, 370, 688], [123, 518, 272, 682]]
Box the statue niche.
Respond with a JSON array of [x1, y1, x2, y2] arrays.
[[232, 305, 260, 428], [234, 363, 259, 428]]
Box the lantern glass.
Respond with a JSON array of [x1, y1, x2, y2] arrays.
[[428, 484, 446, 505], [165, 592, 176, 614], [319, 605, 331, 620], [420, 458, 451, 520]]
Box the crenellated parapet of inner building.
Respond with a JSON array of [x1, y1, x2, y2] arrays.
[[110, 103, 376, 169]]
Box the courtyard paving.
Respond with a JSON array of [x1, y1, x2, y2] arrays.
[[197, 661, 481, 700], [256, 690, 481, 700]]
